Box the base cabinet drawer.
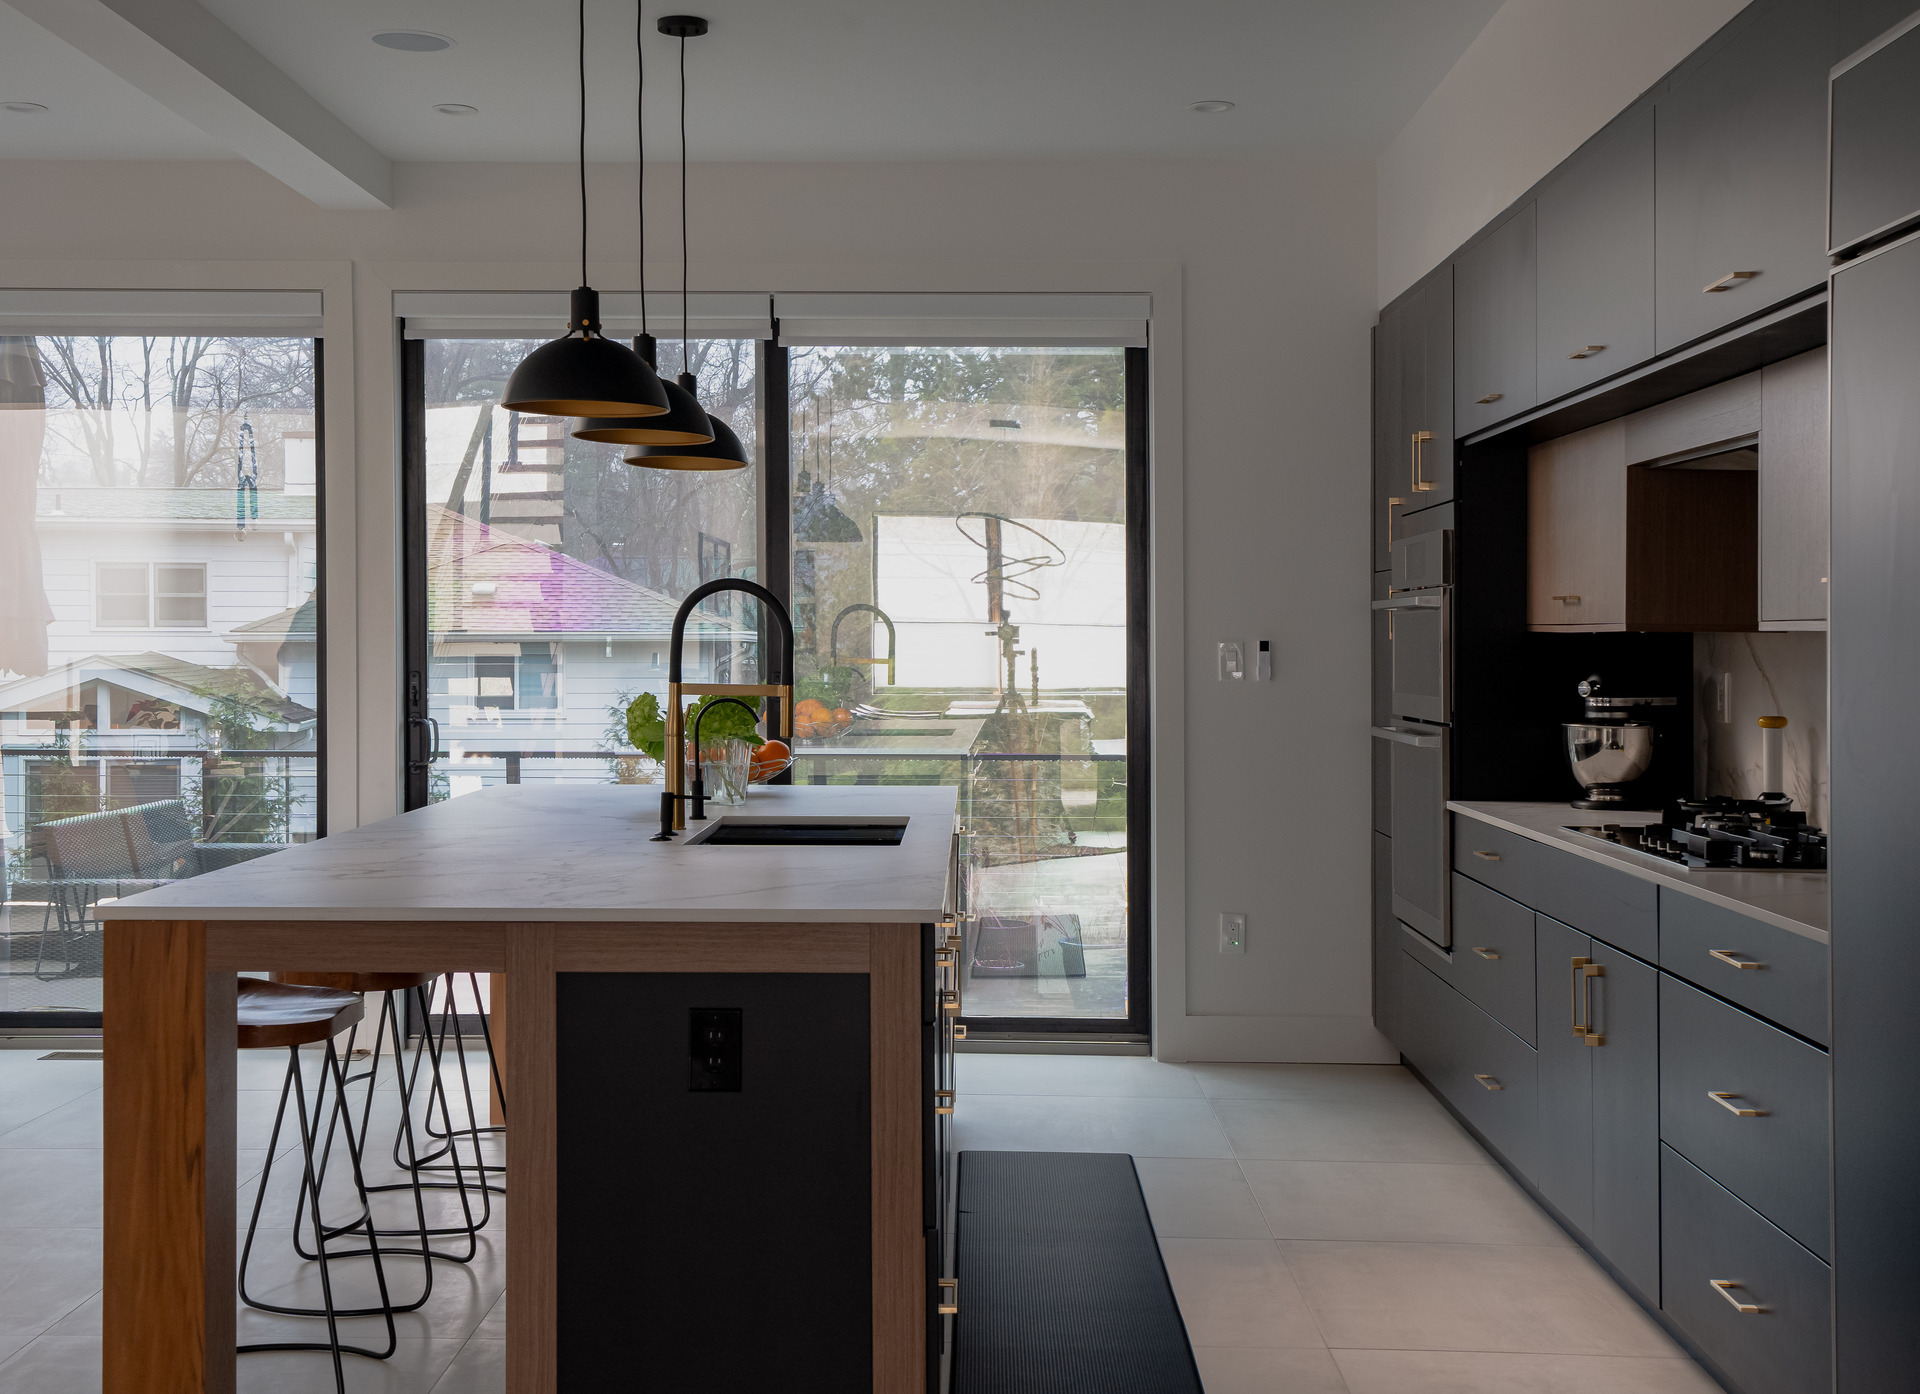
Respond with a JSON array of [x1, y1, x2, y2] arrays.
[[1453, 818, 1657, 959], [1398, 947, 1537, 1179], [1658, 888, 1828, 1043], [1447, 874, 1537, 1044], [1660, 976, 1831, 1258], [1662, 1145, 1832, 1394]]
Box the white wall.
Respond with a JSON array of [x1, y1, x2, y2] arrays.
[[1376, 0, 1749, 306], [0, 152, 1388, 1062]]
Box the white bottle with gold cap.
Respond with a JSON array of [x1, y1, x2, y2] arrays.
[[1758, 714, 1788, 798]]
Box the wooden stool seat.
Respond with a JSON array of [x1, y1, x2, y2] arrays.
[[237, 979, 364, 1050], [274, 970, 440, 994]]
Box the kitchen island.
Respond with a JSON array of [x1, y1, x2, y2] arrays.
[[97, 782, 961, 1394]]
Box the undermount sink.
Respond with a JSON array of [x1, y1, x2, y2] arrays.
[[685, 816, 907, 847]]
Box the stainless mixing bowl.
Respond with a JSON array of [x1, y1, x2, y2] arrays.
[[1564, 721, 1654, 796]]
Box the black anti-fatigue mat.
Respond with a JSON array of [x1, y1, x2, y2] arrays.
[[953, 1151, 1204, 1394]]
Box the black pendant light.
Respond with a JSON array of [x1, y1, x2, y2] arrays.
[[571, 2, 714, 448], [502, 0, 669, 419], [627, 15, 748, 471]]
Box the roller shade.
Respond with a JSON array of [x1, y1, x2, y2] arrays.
[[774, 293, 1150, 347], [397, 291, 773, 341], [0, 289, 324, 337]]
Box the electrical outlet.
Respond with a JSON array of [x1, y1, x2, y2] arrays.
[[1218, 642, 1244, 681], [1715, 672, 1733, 724], [1220, 912, 1247, 954]]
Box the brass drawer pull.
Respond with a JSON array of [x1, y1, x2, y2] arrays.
[[1568, 345, 1606, 359], [1474, 1074, 1503, 1091], [1710, 1280, 1765, 1313], [1472, 947, 1501, 960], [953, 1024, 967, 1041], [1472, 851, 1501, 862], [1474, 392, 1504, 405], [1709, 1091, 1767, 1117], [942, 990, 961, 1014], [1411, 430, 1436, 492], [935, 1089, 955, 1115], [1709, 949, 1765, 970], [1386, 495, 1406, 551], [1703, 270, 1759, 293], [938, 1277, 958, 1316], [1552, 595, 1582, 604]]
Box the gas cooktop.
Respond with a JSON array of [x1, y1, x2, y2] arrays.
[[1563, 797, 1826, 872]]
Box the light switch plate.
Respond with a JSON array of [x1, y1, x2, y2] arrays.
[[1220, 912, 1247, 954], [1218, 642, 1244, 681]]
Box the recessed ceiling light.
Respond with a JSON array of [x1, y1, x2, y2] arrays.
[[1189, 100, 1236, 114], [372, 30, 453, 52], [432, 103, 478, 116], [2, 102, 48, 114]]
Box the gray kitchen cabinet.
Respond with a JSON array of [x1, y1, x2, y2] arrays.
[[1452, 818, 1659, 961], [1371, 573, 1391, 835], [1655, 0, 1835, 352], [1371, 314, 1401, 573], [1531, 917, 1661, 1303], [1374, 266, 1455, 570], [1759, 348, 1830, 627], [1831, 10, 1920, 255], [1372, 831, 1398, 1036], [1389, 733, 1448, 947], [1662, 1146, 1833, 1394], [1661, 976, 1832, 1259], [1398, 947, 1538, 1180], [1447, 875, 1536, 1045], [1658, 888, 1829, 1044], [1455, 203, 1537, 434], [1536, 106, 1655, 403]]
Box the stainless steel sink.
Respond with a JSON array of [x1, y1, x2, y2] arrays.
[[685, 817, 907, 846]]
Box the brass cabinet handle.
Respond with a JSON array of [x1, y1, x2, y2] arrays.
[[1472, 851, 1501, 861], [1474, 392, 1503, 405], [941, 990, 961, 1014], [1709, 1091, 1768, 1117], [1571, 957, 1605, 1041], [952, 1023, 967, 1041], [1584, 962, 1605, 1046], [1386, 495, 1406, 552], [1703, 271, 1759, 293], [1552, 595, 1582, 604], [1410, 430, 1436, 492], [1709, 949, 1765, 970], [1472, 947, 1500, 960], [1474, 1073, 1503, 1091], [1568, 345, 1607, 359], [938, 1277, 958, 1316], [1710, 1280, 1765, 1313], [935, 1089, 956, 1116]]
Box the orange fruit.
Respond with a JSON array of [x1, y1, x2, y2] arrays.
[[831, 707, 853, 726], [750, 739, 791, 782]]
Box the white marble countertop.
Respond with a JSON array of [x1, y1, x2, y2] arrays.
[[1449, 801, 1828, 942], [101, 784, 959, 923]]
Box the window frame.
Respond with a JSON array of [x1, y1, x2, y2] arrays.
[[92, 560, 210, 631]]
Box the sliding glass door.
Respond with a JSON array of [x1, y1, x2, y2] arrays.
[[0, 305, 324, 1028], [786, 345, 1147, 1035]]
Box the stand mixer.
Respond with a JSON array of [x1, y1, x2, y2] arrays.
[[1564, 674, 1676, 810]]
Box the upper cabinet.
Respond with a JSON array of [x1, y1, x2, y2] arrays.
[[1455, 204, 1537, 435], [1831, 16, 1920, 256], [1373, 265, 1455, 570], [1759, 348, 1829, 627], [1654, 0, 1835, 353], [1536, 107, 1655, 403]]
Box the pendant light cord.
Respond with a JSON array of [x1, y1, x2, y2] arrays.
[[645, 1, 652, 334], [578, 0, 589, 296], [680, 32, 690, 366]]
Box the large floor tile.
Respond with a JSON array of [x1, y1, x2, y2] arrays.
[[0, 1148, 102, 1227], [1189, 1063, 1427, 1104], [1239, 1159, 1572, 1245], [1157, 1237, 1326, 1349], [1133, 1158, 1271, 1239], [956, 1053, 1199, 1097], [1193, 1345, 1351, 1393], [0, 1087, 100, 1143], [1332, 1349, 1725, 1393], [236, 1231, 504, 1348], [0, 1228, 99, 1364], [0, 1293, 99, 1394], [1214, 1098, 1489, 1164], [1279, 1241, 1680, 1357], [0, 1092, 103, 1149], [236, 1337, 467, 1393], [953, 1095, 1232, 1158], [431, 1339, 504, 1394]]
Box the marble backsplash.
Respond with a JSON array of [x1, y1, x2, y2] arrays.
[[1692, 631, 1827, 827]]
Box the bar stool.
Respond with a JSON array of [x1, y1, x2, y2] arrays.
[[234, 977, 399, 1393], [406, 972, 506, 1205], [273, 970, 497, 1248]]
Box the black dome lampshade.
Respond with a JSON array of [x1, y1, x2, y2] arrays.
[[503, 287, 670, 417], [572, 334, 715, 445], [626, 373, 748, 470]]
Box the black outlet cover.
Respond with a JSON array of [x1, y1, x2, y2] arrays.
[[688, 1006, 743, 1091]]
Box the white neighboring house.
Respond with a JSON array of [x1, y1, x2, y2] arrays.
[[0, 486, 319, 841]]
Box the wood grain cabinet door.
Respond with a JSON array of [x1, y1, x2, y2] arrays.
[[1536, 106, 1655, 403], [1759, 348, 1830, 625], [1654, 0, 1835, 352], [1527, 420, 1627, 628]]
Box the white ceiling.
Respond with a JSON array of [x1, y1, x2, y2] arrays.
[[1, 0, 1503, 166]]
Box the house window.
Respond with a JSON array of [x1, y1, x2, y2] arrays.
[[95, 563, 207, 629], [433, 643, 559, 712]]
